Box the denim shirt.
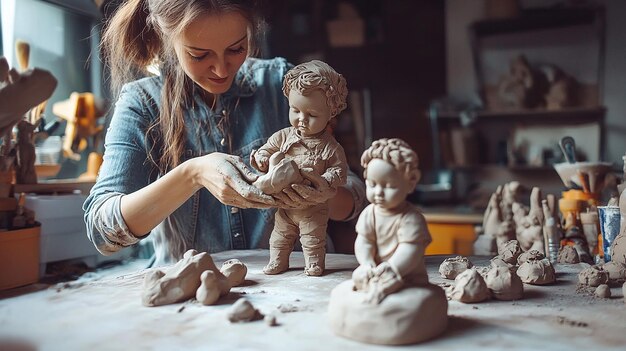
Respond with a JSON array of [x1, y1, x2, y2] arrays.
[[83, 57, 366, 266]]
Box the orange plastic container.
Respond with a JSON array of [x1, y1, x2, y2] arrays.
[[0, 225, 41, 290]]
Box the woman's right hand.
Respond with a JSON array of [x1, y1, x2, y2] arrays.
[[189, 152, 276, 209]]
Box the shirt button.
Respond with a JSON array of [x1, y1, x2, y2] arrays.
[[233, 232, 242, 238], [231, 207, 239, 214], [220, 138, 226, 146], [222, 110, 227, 116]]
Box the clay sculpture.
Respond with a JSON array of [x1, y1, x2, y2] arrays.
[[142, 249, 230, 306], [328, 138, 448, 345], [449, 268, 491, 303], [252, 60, 348, 277]]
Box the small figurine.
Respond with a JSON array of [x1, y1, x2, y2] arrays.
[[251, 60, 349, 276], [15, 120, 38, 184], [328, 139, 447, 345]]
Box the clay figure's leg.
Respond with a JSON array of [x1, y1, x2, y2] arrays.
[[263, 209, 298, 275], [299, 206, 329, 276]]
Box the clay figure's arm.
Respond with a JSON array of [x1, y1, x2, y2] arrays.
[[250, 129, 285, 172], [387, 242, 422, 278], [354, 235, 377, 268]]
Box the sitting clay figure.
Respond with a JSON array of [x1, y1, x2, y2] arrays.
[[250, 60, 348, 276], [328, 138, 448, 345]]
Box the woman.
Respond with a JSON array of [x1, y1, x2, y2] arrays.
[[84, 0, 365, 266]]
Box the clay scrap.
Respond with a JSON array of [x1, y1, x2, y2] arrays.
[[227, 298, 264, 323], [558, 245, 580, 264], [448, 268, 491, 303], [142, 249, 244, 307], [485, 266, 524, 301], [439, 256, 473, 279], [517, 258, 556, 285], [578, 265, 609, 287]]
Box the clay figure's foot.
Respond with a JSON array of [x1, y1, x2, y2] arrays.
[[263, 260, 289, 275], [304, 263, 323, 276]]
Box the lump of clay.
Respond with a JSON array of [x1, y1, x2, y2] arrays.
[[595, 284, 611, 298], [601, 261, 626, 284], [623, 282, 626, 304], [485, 266, 524, 300], [490, 256, 515, 272], [498, 240, 522, 265], [475, 266, 491, 279], [195, 270, 230, 306], [516, 258, 555, 285], [517, 250, 545, 265], [557, 246, 580, 264], [578, 266, 609, 287], [439, 256, 473, 279], [227, 298, 263, 323], [220, 259, 248, 287], [610, 233, 626, 266], [142, 250, 228, 307], [449, 268, 490, 303]]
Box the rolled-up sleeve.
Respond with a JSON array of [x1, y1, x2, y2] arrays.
[[342, 169, 367, 222], [83, 82, 157, 255]]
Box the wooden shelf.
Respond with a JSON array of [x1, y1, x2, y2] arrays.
[[435, 106, 605, 124], [471, 8, 601, 37]]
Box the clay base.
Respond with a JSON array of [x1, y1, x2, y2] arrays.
[[328, 280, 448, 345]]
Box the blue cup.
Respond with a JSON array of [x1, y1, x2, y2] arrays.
[[598, 206, 621, 262]]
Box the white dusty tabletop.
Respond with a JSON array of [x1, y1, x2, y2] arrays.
[[0, 249, 625, 351]]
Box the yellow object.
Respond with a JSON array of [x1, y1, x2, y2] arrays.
[[424, 213, 481, 255], [53, 92, 105, 161], [426, 223, 477, 256], [0, 225, 40, 290]]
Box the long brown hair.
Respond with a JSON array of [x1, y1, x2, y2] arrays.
[[101, 0, 265, 174]]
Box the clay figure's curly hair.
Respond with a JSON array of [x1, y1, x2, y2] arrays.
[[282, 60, 348, 118], [361, 138, 420, 184]]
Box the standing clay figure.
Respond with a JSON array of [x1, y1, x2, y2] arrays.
[[15, 120, 38, 184], [517, 187, 545, 253], [328, 138, 448, 345], [251, 60, 348, 277]]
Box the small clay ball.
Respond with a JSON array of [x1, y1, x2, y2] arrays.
[[578, 266, 609, 287], [439, 256, 473, 279], [558, 246, 580, 264], [595, 284, 611, 298], [517, 250, 545, 265], [449, 268, 490, 303], [485, 266, 524, 301], [623, 282, 626, 304], [516, 258, 555, 285], [264, 314, 277, 327], [601, 261, 626, 283], [498, 240, 522, 265], [490, 256, 515, 272], [220, 259, 248, 287], [610, 233, 626, 265]]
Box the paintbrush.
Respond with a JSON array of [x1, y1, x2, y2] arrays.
[[15, 40, 30, 72]]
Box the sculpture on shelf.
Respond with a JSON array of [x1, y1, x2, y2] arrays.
[[52, 92, 106, 162], [0, 55, 57, 189], [328, 138, 448, 345], [250, 60, 348, 277]]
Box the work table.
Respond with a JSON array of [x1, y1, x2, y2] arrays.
[[0, 250, 624, 350]]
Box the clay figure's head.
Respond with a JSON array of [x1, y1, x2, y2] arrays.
[[282, 60, 348, 136], [361, 138, 421, 211]]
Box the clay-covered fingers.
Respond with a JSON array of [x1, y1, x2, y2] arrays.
[[271, 191, 300, 209], [228, 155, 259, 183], [227, 176, 275, 209], [300, 167, 328, 189]]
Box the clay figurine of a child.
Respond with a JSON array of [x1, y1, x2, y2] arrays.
[[250, 60, 348, 276], [328, 138, 448, 345]]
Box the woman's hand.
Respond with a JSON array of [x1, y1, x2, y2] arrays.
[[272, 168, 337, 209], [191, 152, 276, 209]]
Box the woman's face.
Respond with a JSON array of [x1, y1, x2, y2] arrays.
[[175, 12, 250, 95]]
